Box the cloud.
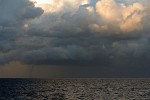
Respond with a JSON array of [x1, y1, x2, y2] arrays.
[[90, 0, 145, 32], [0, 0, 150, 69], [0, 0, 43, 27], [0, 0, 43, 65]]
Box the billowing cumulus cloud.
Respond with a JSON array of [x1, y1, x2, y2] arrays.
[[90, 0, 145, 32], [1, 0, 150, 71]]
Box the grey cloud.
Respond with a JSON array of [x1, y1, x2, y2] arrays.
[[18, 7, 150, 67], [0, 0, 43, 65], [0, 0, 150, 70], [16, 32, 150, 67], [0, 0, 43, 27]]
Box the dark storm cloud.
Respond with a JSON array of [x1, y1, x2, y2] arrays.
[[0, 0, 150, 70], [0, 0, 43, 65], [0, 0, 43, 27]]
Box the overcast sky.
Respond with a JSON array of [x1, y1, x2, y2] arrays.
[[0, 0, 150, 78]]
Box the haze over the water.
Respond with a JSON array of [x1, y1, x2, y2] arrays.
[[0, 0, 150, 78]]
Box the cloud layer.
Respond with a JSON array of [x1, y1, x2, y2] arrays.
[[0, 0, 150, 69]]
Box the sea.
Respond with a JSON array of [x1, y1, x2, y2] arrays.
[[0, 78, 150, 100]]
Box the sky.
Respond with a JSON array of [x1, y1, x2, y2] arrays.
[[0, 0, 150, 78]]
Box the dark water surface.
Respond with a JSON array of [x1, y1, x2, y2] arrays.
[[0, 78, 150, 100]]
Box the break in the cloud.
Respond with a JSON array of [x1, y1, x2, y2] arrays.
[[30, 0, 89, 13], [1, 0, 150, 69]]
